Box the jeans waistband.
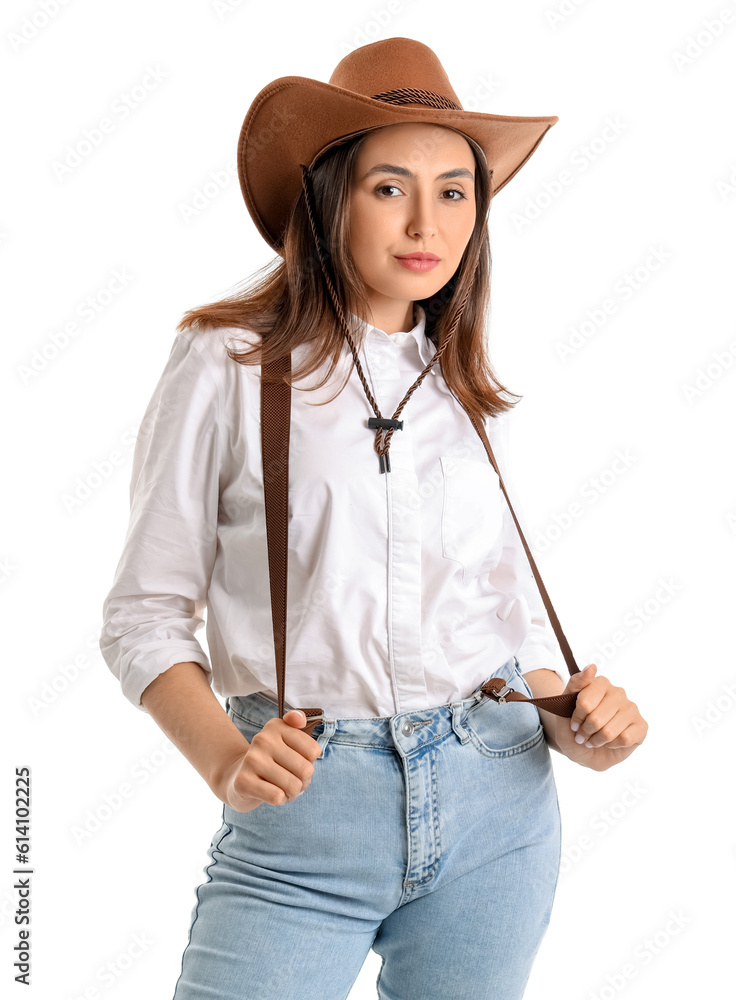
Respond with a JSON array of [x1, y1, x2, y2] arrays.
[[226, 656, 520, 755]]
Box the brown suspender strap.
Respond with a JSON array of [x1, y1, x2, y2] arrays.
[[260, 352, 325, 737], [261, 353, 579, 730]]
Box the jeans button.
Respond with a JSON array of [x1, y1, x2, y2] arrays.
[[401, 721, 414, 737]]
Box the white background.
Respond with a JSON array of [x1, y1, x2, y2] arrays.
[[2, 0, 735, 997]]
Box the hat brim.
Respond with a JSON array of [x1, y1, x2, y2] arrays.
[[237, 76, 558, 254]]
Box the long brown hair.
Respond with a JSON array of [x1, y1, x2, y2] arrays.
[[177, 127, 522, 419]]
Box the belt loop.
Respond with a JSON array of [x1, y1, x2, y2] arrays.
[[315, 719, 337, 757], [451, 702, 470, 744]]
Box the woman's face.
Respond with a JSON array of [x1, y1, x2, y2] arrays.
[[348, 122, 477, 335]]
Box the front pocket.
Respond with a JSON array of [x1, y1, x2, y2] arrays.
[[464, 690, 544, 758], [440, 455, 505, 584], [228, 706, 264, 740]]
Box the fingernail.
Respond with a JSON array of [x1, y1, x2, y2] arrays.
[[575, 733, 586, 744], [584, 741, 593, 748], [570, 721, 579, 732]]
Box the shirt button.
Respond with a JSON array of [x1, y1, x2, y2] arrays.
[[401, 721, 415, 737]]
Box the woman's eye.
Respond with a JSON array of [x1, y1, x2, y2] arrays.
[[374, 185, 466, 200]]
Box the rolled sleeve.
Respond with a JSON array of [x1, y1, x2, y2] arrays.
[[488, 413, 569, 688], [99, 331, 222, 713]]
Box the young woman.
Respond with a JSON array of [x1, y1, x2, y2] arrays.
[[100, 37, 648, 1000]]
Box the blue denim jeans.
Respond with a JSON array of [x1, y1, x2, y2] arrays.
[[171, 656, 562, 1000]]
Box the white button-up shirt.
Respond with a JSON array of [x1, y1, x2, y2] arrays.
[[100, 305, 567, 718]]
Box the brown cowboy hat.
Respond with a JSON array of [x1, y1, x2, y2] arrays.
[[236, 36, 558, 255]]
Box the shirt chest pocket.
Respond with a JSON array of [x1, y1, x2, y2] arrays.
[[440, 455, 505, 585]]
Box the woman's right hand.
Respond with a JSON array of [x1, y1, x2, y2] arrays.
[[218, 710, 323, 813]]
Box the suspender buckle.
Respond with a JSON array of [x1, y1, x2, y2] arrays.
[[493, 684, 513, 704]]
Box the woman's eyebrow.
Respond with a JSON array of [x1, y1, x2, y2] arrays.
[[361, 163, 474, 182]]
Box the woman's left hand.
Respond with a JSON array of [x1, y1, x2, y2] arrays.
[[553, 663, 648, 771]]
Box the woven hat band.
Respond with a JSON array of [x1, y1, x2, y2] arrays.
[[370, 88, 462, 111]]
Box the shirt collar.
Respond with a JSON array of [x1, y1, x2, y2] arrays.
[[347, 304, 439, 372]]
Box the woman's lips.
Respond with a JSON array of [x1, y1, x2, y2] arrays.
[[394, 256, 441, 272]]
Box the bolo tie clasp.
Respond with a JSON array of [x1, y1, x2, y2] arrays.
[[368, 417, 404, 431]]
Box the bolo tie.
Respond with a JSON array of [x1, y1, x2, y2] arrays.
[[299, 160, 479, 474]]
